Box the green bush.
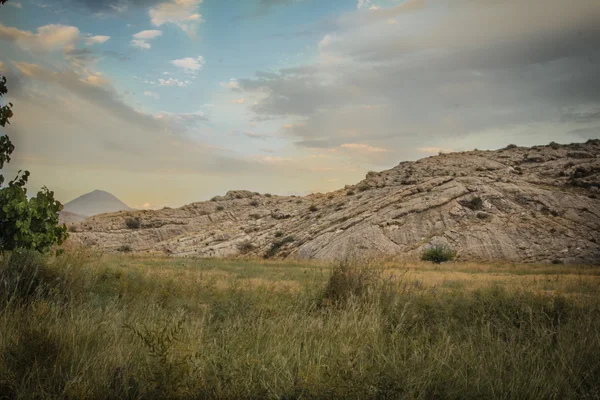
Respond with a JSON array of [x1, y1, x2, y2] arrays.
[[549, 141, 560, 150], [505, 144, 518, 149], [274, 231, 284, 238], [309, 205, 318, 212], [125, 217, 141, 229], [237, 241, 255, 254], [346, 190, 355, 196], [249, 200, 259, 207], [358, 184, 371, 192], [462, 196, 483, 211], [216, 205, 224, 211], [117, 244, 132, 253], [322, 260, 381, 305], [421, 244, 457, 263], [0, 249, 58, 305], [265, 236, 295, 258]]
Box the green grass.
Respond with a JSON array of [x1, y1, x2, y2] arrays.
[[1, 251, 599, 399]]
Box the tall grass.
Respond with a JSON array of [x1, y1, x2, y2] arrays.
[[0, 251, 599, 399]]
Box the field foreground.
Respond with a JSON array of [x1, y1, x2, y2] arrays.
[[1, 251, 600, 399]]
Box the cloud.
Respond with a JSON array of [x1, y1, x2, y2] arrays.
[[7, 1, 22, 7], [231, 98, 245, 104], [356, 0, 371, 9], [171, 56, 205, 73], [131, 40, 150, 49], [340, 143, 388, 153], [158, 77, 190, 87], [83, 35, 110, 45], [220, 78, 240, 90], [0, 23, 80, 52], [149, 0, 203, 36], [4, 62, 304, 192], [130, 29, 162, 49], [244, 131, 270, 140], [144, 91, 160, 99], [235, 0, 298, 20], [57, 0, 164, 12], [132, 29, 162, 40], [235, 0, 600, 162]]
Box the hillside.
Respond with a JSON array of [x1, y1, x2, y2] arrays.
[[58, 210, 87, 224], [62, 190, 132, 217], [68, 140, 600, 264]]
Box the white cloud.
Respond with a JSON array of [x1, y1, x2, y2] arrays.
[[149, 0, 203, 36], [132, 30, 163, 40], [8, 1, 22, 8], [0, 23, 80, 52], [158, 77, 189, 87], [144, 91, 160, 100], [220, 78, 240, 90], [357, 0, 372, 9], [130, 30, 162, 49], [131, 39, 151, 49], [84, 35, 110, 46], [232, 98, 245, 104], [171, 56, 205, 73]]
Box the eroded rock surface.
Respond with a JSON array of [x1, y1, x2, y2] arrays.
[[68, 140, 600, 263]]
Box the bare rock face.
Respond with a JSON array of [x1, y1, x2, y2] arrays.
[[67, 140, 600, 264]]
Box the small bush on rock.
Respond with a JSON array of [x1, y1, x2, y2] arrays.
[[125, 217, 141, 229], [421, 244, 457, 264]]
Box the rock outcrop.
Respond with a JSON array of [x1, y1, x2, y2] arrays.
[[67, 140, 600, 264]]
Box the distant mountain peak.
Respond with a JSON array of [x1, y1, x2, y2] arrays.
[[63, 190, 132, 217]]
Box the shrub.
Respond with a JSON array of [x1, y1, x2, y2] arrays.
[[0, 249, 58, 305], [551, 258, 564, 265], [264, 193, 272, 198], [476, 212, 490, 220], [346, 190, 355, 196], [274, 231, 284, 238], [322, 260, 381, 305], [505, 144, 518, 149], [549, 141, 560, 150], [216, 205, 224, 211], [125, 217, 141, 229], [462, 196, 483, 211], [358, 184, 371, 192], [249, 200, 259, 207], [421, 244, 457, 264], [265, 236, 295, 258], [237, 241, 255, 254], [309, 205, 318, 212], [117, 244, 132, 253]]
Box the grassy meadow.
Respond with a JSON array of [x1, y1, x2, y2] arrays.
[[1, 250, 600, 399]]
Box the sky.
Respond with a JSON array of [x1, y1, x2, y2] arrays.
[[0, 0, 599, 209]]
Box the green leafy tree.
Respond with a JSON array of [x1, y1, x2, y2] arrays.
[[0, 73, 68, 252]]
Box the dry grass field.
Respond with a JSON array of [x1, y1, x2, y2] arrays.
[[1, 250, 599, 399]]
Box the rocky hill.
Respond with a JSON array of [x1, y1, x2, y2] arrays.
[[58, 211, 87, 224], [67, 140, 600, 264], [63, 190, 132, 217]]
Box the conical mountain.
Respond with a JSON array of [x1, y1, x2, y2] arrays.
[[63, 190, 133, 217]]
